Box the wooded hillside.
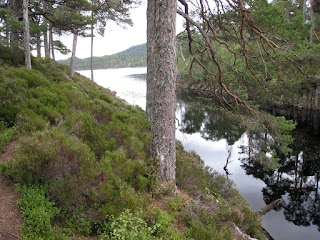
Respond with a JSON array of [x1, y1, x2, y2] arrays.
[[58, 43, 147, 70]]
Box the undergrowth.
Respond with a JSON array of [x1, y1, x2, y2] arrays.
[[0, 47, 265, 239], [17, 184, 64, 240]]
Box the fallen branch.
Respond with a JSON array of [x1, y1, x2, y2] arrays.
[[258, 198, 282, 216]]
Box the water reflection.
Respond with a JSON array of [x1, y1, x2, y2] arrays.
[[241, 130, 320, 230], [177, 91, 245, 146], [178, 90, 320, 232]]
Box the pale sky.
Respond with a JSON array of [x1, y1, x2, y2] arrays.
[[55, 1, 185, 60]]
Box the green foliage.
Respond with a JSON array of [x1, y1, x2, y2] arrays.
[[0, 44, 24, 66], [100, 209, 155, 240], [271, 115, 296, 155], [10, 128, 96, 207], [0, 69, 28, 126], [176, 142, 266, 239], [99, 208, 185, 240], [17, 184, 64, 240], [251, 0, 308, 45], [187, 222, 232, 240], [0, 124, 18, 152], [145, 208, 177, 238], [176, 142, 234, 199]]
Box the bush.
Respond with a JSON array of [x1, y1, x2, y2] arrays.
[[63, 111, 108, 159], [11, 128, 96, 207], [100, 209, 155, 240], [0, 124, 18, 152], [17, 184, 64, 240], [0, 70, 28, 125]]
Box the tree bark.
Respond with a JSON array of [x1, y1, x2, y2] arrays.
[[43, 1, 50, 59], [36, 30, 41, 57], [310, 5, 314, 47], [23, 0, 31, 69], [11, 0, 22, 65], [146, 0, 177, 183], [43, 22, 50, 59], [49, 24, 55, 60], [90, 10, 94, 81], [70, 32, 78, 78]]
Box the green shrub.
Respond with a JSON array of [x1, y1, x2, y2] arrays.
[[0, 70, 28, 125], [103, 148, 154, 191], [0, 125, 18, 152], [11, 128, 96, 207], [16, 109, 47, 132], [63, 111, 108, 159], [187, 222, 232, 240], [100, 209, 155, 240], [0, 44, 24, 66], [17, 184, 64, 240]]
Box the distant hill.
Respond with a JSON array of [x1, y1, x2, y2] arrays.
[[58, 43, 146, 70]]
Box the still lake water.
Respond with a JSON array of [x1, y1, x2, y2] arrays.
[[79, 67, 320, 240]]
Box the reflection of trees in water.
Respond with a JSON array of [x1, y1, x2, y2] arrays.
[[176, 91, 245, 146], [240, 130, 320, 230], [177, 90, 320, 230]]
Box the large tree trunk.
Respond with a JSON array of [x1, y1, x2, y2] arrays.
[[70, 32, 78, 78], [23, 0, 31, 69], [146, 0, 177, 183]]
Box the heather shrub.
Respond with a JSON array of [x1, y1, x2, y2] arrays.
[[11, 128, 95, 207]]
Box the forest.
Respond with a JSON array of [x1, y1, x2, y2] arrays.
[[0, 0, 320, 239]]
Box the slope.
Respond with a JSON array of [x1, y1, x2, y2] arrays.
[[58, 43, 147, 70], [0, 50, 265, 239]]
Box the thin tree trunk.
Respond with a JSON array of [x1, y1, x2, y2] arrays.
[[303, 0, 307, 23], [36, 30, 41, 57], [70, 32, 78, 78], [43, 22, 50, 59], [5, 1, 10, 46], [90, 11, 94, 81], [49, 24, 55, 60], [310, 6, 314, 47], [146, 0, 177, 183], [23, 0, 31, 69], [5, 22, 10, 47], [43, 2, 50, 59], [11, 0, 22, 65]]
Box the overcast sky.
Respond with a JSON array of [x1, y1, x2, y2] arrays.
[[55, 1, 185, 61]]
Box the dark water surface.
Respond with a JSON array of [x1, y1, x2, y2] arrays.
[[79, 68, 320, 240]]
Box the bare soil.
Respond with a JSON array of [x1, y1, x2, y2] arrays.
[[0, 141, 21, 239]]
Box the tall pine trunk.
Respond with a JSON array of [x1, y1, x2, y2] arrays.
[[90, 10, 94, 81], [146, 0, 177, 183], [43, 22, 50, 59], [70, 32, 78, 78], [43, 1, 50, 59], [310, 6, 314, 47], [49, 24, 55, 60], [23, 0, 31, 69], [11, 0, 22, 65], [36, 30, 41, 57]]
